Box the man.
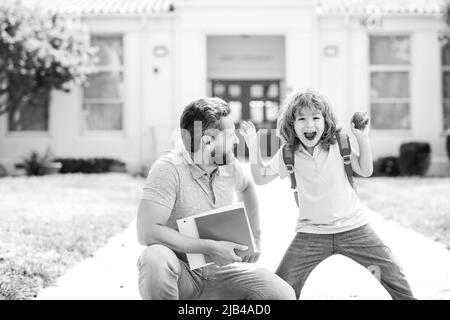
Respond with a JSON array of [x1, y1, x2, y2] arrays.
[[136, 97, 295, 300]]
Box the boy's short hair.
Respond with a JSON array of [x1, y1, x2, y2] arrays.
[[180, 97, 231, 153]]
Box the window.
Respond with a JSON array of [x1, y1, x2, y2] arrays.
[[369, 35, 410, 130], [83, 36, 124, 131], [8, 90, 49, 132], [442, 43, 450, 130]]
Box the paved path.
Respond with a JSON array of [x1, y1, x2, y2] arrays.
[[37, 177, 450, 300]]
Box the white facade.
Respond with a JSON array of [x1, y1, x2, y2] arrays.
[[0, 0, 448, 175]]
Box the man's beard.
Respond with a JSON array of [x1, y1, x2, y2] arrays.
[[211, 149, 235, 166]]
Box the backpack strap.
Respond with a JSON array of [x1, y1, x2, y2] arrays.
[[283, 133, 355, 208], [335, 131, 354, 189], [282, 145, 299, 207]]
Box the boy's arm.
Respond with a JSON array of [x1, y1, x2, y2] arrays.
[[350, 122, 373, 177], [240, 121, 278, 185]]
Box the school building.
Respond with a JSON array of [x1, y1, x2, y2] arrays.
[[1, 0, 449, 175]]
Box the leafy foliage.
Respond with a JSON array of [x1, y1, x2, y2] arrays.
[[0, 0, 98, 118]]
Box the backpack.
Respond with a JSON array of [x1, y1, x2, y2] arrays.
[[282, 131, 354, 207]]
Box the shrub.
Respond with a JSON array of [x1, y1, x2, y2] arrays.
[[0, 164, 8, 177], [373, 156, 400, 177], [23, 152, 45, 176], [54, 158, 126, 174], [398, 142, 431, 176], [22, 148, 60, 176], [446, 134, 450, 163]]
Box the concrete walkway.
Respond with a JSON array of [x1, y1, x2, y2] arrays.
[[36, 178, 450, 300]]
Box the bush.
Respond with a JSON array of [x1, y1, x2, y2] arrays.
[[0, 164, 7, 177], [23, 152, 45, 176], [446, 134, 450, 163], [22, 149, 60, 176], [54, 158, 126, 174], [373, 156, 400, 177], [398, 142, 431, 176]]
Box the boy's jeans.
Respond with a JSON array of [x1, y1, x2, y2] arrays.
[[276, 223, 416, 300], [137, 244, 295, 300]]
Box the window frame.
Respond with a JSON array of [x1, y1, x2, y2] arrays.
[[368, 34, 412, 133], [81, 34, 125, 135]]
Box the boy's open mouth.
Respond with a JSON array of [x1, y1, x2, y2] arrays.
[[303, 132, 317, 141]]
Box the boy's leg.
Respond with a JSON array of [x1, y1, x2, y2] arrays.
[[275, 232, 333, 299], [197, 263, 295, 300], [137, 244, 203, 300], [336, 224, 416, 300]]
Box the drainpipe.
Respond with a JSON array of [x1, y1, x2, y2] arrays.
[[139, 15, 148, 172], [346, 13, 353, 128]]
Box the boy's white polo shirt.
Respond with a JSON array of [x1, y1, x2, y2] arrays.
[[268, 142, 368, 234]]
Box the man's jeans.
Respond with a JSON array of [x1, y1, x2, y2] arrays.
[[137, 244, 295, 300], [276, 223, 416, 300]]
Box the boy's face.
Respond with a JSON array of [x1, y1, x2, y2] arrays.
[[294, 108, 325, 149]]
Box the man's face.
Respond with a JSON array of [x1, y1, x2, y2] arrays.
[[209, 115, 239, 166]]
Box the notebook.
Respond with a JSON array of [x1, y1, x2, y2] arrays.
[[176, 202, 257, 270]]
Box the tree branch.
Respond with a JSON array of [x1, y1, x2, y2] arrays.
[[0, 101, 11, 117], [0, 93, 29, 117]]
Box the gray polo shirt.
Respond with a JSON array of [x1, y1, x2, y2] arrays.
[[141, 147, 249, 232]]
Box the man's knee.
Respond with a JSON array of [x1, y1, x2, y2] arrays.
[[138, 244, 181, 276], [138, 245, 183, 300], [251, 268, 296, 300], [268, 278, 296, 300]]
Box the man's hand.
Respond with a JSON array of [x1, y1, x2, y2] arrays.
[[242, 239, 261, 263], [205, 240, 248, 267]]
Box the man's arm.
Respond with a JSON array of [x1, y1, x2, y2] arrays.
[[137, 199, 210, 252], [137, 199, 248, 266], [236, 179, 261, 263]]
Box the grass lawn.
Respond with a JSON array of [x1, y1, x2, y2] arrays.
[[1, 173, 449, 300], [0, 173, 144, 300], [356, 177, 450, 250]]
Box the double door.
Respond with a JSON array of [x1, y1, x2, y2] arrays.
[[210, 80, 281, 157]]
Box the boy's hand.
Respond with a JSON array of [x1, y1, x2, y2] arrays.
[[240, 121, 258, 146], [351, 117, 370, 138]]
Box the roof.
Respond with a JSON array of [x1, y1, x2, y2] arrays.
[[21, 0, 175, 16], [317, 0, 447, 16], [17, 0, 447, 17]]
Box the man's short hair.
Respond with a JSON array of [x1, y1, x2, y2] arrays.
[[180, 97, 231, 153]]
